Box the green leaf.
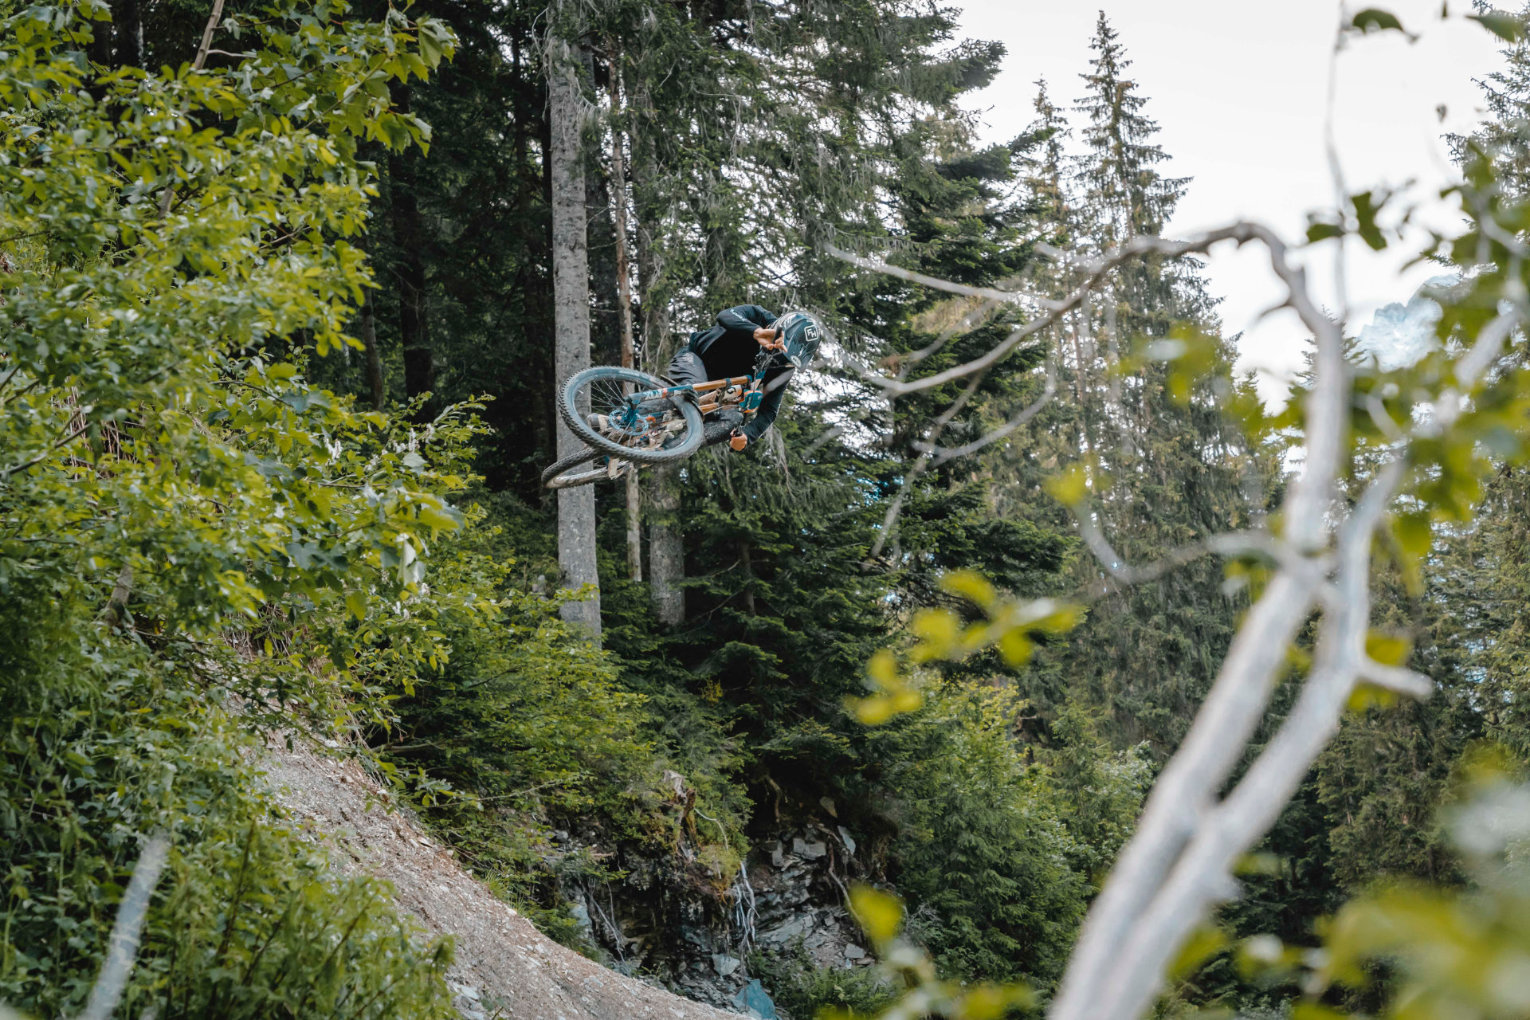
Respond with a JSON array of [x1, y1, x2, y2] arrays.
[[1351, 191, 1388, 251], [1306, 219, 1344, 244], [940, 569, 996, 608], [1352, 8, 1408, 33], [1169, 925, 1228, 980], [1469, 10, 1526, 41], [1348, 682, 1400, 712], [1045, 463, 1089, 506], [849, 885, 903, 944], [1365, 630, 1412, 667]]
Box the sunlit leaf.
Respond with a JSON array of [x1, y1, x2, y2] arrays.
[[1169, 925, 1228, 981], [849, 885, 903, 944]]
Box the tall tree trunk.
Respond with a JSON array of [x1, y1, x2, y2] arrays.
[[390, 84, 435, 406], [112, 0, 143, 68], [549, 33, 602, 639], [360, 286, 385, 411], [648, 468, 683, 625], [608, 47, 642, 582], [629, 74, 684, 626]]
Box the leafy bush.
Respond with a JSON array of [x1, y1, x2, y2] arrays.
[[381, 496, 750, 938], [749, 944, 899, 1020], [0, 652, 454, 1018], [881, 683, 1095, 986], [0, 3, 463, 1014]]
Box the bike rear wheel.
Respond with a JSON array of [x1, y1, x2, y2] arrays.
[[559, 366, 704, 463]]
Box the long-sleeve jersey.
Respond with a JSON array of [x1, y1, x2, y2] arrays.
[[683, 304, 794, 441]]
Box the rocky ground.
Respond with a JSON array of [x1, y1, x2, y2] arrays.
[[652, 827, 873, 1009]]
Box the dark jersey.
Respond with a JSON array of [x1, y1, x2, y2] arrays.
[[680, 304, 796, 442]]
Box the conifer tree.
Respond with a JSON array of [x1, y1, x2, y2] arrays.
[[1026, 13, 1264, 751]]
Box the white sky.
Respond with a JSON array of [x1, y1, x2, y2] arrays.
[[951, 0, 1506, 399]]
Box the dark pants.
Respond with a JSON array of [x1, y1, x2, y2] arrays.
[[662, 349, 742, 438], [664, 349, 708, 389]]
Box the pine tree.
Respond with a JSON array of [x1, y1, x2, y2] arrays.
[[1025, 14, 1265, 751]]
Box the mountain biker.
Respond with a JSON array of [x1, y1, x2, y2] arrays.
[[665, 305, 822, 451]]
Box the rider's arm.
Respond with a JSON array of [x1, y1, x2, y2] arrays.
[[741, 368, 795, 442], [716, 304, 777, 334]]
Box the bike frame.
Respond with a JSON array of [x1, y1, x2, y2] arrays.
[[614, 355, 774, 431]]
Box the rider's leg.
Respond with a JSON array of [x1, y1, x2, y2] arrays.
[[663, 350, 706, 410]]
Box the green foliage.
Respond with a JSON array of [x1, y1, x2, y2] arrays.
[[0, 651, 454, 1019], [830, 886, 1035, 1020], [878, 683, 1096, 987], [749, 945, 899, 1020], [380, 500, 748, 919], [612, 418, 898, 804], [1220, 761, 1530, 1019], [0, 2, 465, 1013]]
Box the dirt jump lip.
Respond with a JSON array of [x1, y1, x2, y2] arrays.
[[258, 733, 742, 1020]]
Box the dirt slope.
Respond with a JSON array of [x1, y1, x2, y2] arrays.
[[258, 737, 741, 1020]]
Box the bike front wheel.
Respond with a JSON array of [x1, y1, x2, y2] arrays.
[[558, 366, 705, 463]]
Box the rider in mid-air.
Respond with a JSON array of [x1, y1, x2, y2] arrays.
[[664, 305, 822, 450]]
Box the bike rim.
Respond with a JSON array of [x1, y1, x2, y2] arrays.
[[585, 376, 670, 446]]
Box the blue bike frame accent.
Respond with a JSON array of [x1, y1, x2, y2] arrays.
[[615, 354, 772, 433]]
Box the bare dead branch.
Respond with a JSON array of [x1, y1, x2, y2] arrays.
[[833, 223, 1335, 406], [825, 243, 1059, 308], [192, 0, 228, 73], [1358, 660, 1435, 698], [869, 368, 988, 559], [78, 831, 171, 1020], [1074, 520, 1290, 590], [158, 1, 227, 219], [922, 362, 1058, 466]]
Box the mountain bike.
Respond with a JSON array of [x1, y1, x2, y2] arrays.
[[541, 350, 776, 490]]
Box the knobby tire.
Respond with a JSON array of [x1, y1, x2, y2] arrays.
[[558, 366, 704, 464]]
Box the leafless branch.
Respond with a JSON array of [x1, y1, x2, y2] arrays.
[[922, 362, 1057, 466], [825, 243, 1059, 308], [1074, 521, 1288, 591], [869, 368, 988, 559], [192, 0, 228, 73], [832, 223, 1274, 398], [1358, 659, 1435, 699], [78, 832, 171, 1020], [158, 0, 227, 219]]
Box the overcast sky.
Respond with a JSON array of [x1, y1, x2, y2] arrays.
[[951, 0, 1506, 399]]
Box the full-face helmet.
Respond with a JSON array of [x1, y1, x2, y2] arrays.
[[771, 311, 822, 370]]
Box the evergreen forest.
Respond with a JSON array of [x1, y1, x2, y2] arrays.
[[9, 1, 1530, 1018]]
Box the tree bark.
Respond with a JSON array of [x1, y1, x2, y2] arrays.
[[389, 84, 435, 407], [360, 286, 385, 411], [648, 467, 684, 625], [628, 74, 684, 625], [548, 32, 601, 639], [608, 47, 642, 583]]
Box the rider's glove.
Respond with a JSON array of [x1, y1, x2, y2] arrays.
[[729, 429, 749, 452]]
